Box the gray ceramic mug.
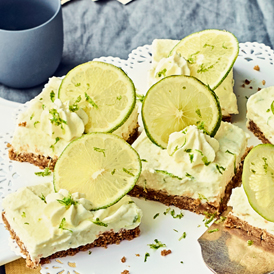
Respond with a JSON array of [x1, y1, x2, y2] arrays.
[[0, 0, 63, 88]]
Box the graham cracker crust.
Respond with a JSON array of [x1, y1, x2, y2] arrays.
[[247, 120, 271, 144], [125, 123, 139, 145], [225, 212, 274, 250], [8, 125, 139, 171], [8, 149, 57, 171], [222, 115, 232, 123], [129, 147, 252, 216], [2, 212, 140, 269]]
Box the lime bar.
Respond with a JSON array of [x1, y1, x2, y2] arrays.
[[3, 132, 142, 268], [226, 144, 274, 248], [2, 183, 142, 268], [131, 121, 249, 215], [142, 75, 221, 149], [148, 37, 238, 119], [8, 61, 138, 171], [54, 132, 141, 210]]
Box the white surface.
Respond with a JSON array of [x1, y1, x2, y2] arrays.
[[0, 42, 272, 273]]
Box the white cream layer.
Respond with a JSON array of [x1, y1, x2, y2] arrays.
[[149, 51, 190, 86], [2, 183, 142, 264], [246, 86, 274, 144], [133, 122, 248, 204], [113, 105, 138, 141], [11, 77, 138, 158], [228, 186, 274, 235], [148, 39, 238, 116], [167, 125, 220, 167], [11, 77, 70, 158]]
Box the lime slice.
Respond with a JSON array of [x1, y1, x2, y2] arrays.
[[169, 29, 239, 90], [58, 61, 136, 133], [242, 144, 274, 222], [142, 75, 221, 149], [53, 132, 141, 210]]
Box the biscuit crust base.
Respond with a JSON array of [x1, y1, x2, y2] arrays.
[[8, 149, 57, 171], [2, 212, 140, 269], [247, 120, 271, 144], [129, 147, 251, 215], [222, 115, 232, 123], [225, 213, 274, 250], [8, 125, 139, 171]]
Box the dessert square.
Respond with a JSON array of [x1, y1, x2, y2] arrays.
[[148, 39, 239, 121], [8, 77, 139, 170], [129, 122, 249, 215], [2, 182, 142, 268], [225, 186, 274, 249]]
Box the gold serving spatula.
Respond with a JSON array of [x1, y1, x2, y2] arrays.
[[198, 209, 274, 274]]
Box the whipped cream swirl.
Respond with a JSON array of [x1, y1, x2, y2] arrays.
[[40, 99, 88, 141], [43, 189, 142, 231], [150, 52, 190, 85], [167, 125, 219, 167], [44, 189, 94, 228]]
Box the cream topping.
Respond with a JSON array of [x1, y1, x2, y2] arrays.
[[167, 125, 219, 167], [40, 99, 88, 142], [2, 183, 142, 264], [11, 77, 85, 157], [44, 189, 94, 227], [149, 51, 190, 85]]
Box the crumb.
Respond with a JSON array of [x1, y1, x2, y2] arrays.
[[18, 121, 27, 127], [258, 87, 262, 91], [121, 256, 126, 263], [241, 84, 245, 88], [253, 65, 260, 71], [7, 143, 11, 148], [161, 249, 172, 256], [121, 270, 129, 274], [249, 86, 253, 89], [262, 80, 266, 85], [245, 79, 251, 85], [135, 254, 140, 257]]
